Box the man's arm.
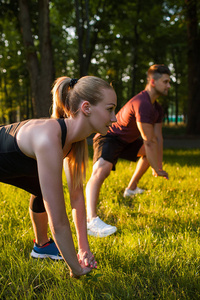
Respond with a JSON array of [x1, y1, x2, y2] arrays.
[[153, 122, 163, 170], [137, 122, 168, 179]]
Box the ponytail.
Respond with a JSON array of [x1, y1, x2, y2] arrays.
[[51, 76, 87, 188], [51, 76, 71, 118], [68, 140, 88, 189]]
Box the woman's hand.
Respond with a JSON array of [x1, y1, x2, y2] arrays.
[[70, 250, 97, 278], [77, 249, 97, 269], [70, 266, 92, 278]]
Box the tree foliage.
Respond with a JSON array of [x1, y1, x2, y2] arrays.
[[0, 0, 199, 133]]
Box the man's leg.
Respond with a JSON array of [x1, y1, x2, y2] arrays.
[[86, 158, 117, 237], [86, 158, 113, 222], [124, 144, 149, 196]]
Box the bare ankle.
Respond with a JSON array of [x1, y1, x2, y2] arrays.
[[128, 184, 137, 190], [35, 238, 49, 247], [87, 216, 97, 223]]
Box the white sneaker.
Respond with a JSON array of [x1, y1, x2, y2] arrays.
[[123, 187, 145, 198], [87, 217, 117, 237]]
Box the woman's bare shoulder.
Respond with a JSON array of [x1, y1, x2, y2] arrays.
[[17, 119, 62, 158], [20, 119, 60, 136]]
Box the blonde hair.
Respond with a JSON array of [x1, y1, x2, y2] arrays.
[[51, 76, 114, 188]]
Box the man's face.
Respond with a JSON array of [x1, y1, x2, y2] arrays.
[[154, 74, 171, 96]]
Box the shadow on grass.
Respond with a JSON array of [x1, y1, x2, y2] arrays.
[[164, 149, 200, 167]]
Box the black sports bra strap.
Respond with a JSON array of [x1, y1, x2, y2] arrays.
[[56, 119, 67, 148]]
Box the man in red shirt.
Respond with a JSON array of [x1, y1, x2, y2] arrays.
[[86, 64, 171, 237]]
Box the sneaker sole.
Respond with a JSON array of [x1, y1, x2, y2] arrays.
[[123, 191, 144, 197], [87, 228, 117, 238], [30, 250, 63, 260]]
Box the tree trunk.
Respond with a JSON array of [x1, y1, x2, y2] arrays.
[[75, 0, 84, 76], [131, 0, 141, 97], [18, 0, 54, 118], [75, 0, 92, 77], [185, 0, 200, 134], [172, 48, 179, 125]]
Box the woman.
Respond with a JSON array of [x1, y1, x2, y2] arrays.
[[0, 76, 117, 277]]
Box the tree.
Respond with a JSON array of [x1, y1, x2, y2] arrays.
[[160, 0, 188, 124], [0, 1, 32, 123], [185, 0, 200, 134], [74, 0, 116, 77], [18, 0, 54, 118]]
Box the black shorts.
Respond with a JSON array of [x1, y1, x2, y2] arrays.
[[93, 134, 143, 170]]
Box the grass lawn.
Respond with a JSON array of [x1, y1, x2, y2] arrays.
[[0, 145, 200, 299]]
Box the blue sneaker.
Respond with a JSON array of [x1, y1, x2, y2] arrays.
[[30, 238, 63, 260]]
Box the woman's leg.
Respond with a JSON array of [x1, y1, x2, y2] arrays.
[[29, 194, 49, 246], [29, 208, 49, 246]]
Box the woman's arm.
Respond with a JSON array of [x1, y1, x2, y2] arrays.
[[63, 158, 97, 269], [34, 133, 91, 277]]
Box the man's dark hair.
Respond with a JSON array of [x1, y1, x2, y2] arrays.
[[147, 64, 171, 81]]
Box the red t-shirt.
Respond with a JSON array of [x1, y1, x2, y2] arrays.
[[101, 90, 163, 143]]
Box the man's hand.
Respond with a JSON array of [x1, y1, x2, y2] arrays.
[[152, 168, 169, 179]]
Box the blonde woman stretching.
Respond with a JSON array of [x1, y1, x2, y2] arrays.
[[0, 76, 117, 277]]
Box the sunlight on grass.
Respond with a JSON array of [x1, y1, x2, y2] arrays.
[[0, 148, 200, 299]]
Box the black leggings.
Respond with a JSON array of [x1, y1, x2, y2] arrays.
[[30, 195, 45, 213], [0, 176, 45, 213]]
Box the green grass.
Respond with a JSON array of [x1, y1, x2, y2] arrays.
[[1, 147, 200, 299]]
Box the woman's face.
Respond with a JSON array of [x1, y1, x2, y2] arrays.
[[89, 88, 117, 135]]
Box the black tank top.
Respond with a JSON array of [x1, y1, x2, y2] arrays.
[[0, 119, 67, 153], [0, 119, 67, 179]]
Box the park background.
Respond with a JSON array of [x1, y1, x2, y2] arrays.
[[0, 0, 200, 299], [0, 0, 200, 135]]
